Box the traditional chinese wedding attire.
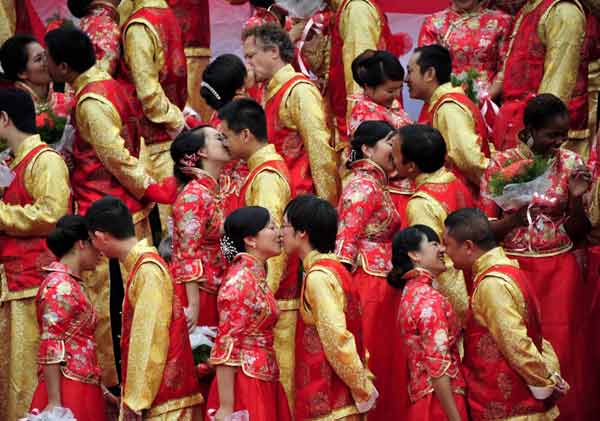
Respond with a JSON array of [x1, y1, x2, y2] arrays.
[[0, 135, 70, 420], [493, 0, 590, 155], [418, 4, 512, 95], [121, 239, 203, 418], [295, 251, 375, 421], [399, 268, 468, 421], [171, 170, 225, 327], [0, 0, 44, 45], [14, 82, 73, 136], [406, 167, 475, 325], [120, 0, 187, 183], [335, 158, 402, 420], [167, 0, 212, 119], [480, 144, 588, 419], [30, 262, 106, 421], [79, 1, 121, 76], [234, 144, 298, 408], [207, 253, 292, 420], [326, 0, 410, 148], [244, 6, 281, 29], [71, 65, 156, 387], [424, 82, 490, 198], [265, 64, 339, 204], [465, 247, 562, 420]]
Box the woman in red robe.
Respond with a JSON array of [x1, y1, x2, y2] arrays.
[[335, 121, 403, 420], [480, 94, 592, 419], [389, 225, 468, 421], [170, 126, 232, 330], [0, 34, 72, 141], [349, 49, 413, 225], [29, 216, 108, 421], [207, 206, 292, 420]]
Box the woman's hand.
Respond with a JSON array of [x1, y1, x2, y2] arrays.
[[568, 166, 592, 198], [184, 305, 199, 332], [121, 404, 143, 421], [214, 405, 234, 420], [42, 400, 61, 413]]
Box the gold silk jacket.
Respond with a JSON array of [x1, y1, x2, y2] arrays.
[[266, 64, 339, 204], [429, 83, 490, 185], [122, 0, 185, 136]]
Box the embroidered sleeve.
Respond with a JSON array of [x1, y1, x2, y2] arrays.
[[305, 269, 374, 403], [538, 2, 586, 103], [416, 294, 453, 379], [286, 83, 340, 204], [76, 97, 153, 198], [472, 275, 555, 387], [210, 276, 253, 366], [37, 278, 76, 365], [0, 150, 69, 236], [493, 13, 513, 83], [123, 22, 184, 135], [417, 15, 440, 47], [171, 185, 209, 283], [335, 180, 378, 268], [81, 16, 121, 76], [122, 262, 173, 412]]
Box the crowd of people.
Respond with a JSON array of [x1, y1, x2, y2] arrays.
[[1, 0, 600, 420]]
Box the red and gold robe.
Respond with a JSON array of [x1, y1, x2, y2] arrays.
[[335, 158, 401, 420], [465, 247, 561, 420], [30, 262, 106, 421], [79, 1, 121, 76], [121, 240, 203, 418], [418, 5, 513, 95], [0, 134, 70, 419]]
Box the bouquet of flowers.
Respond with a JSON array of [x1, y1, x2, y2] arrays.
[[37, 110, 67, 147], [189, 325, 217, 380], [485, 155, 553, 211], [451, 69, 481, 105], [19, 407, 76, 421]]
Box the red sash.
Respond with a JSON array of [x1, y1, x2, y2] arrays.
[[463, 264, 550, 420], [121, 252, 200, 407], [495, 0, 590, 150], [265, 74, 314, 196], [0, 145, 58, 292], [328, 0, 392, 143], [72, 79, 149, 215], [120, 6, 188, 144], [295, 258, 365, 419]]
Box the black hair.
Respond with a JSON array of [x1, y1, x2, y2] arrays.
[[67, 0, 93, 18], [200, 54, 247, 110], [250, 0, 275, 7], [242, 23, 295, 63], [414, 44, 452, 85], [284, 194, 338, 253], [86, 196, 135, 239], [523, 93, 569, 130], [45, 27, 96, 73], [47, 215, 90, 259], [352, 49, 405, 88], [0, 88, 37, 134], [396, 124, 447, 173], [171, 125, 212, 183], [222, 206, 271, 262], [348, 120, 394, 168], [387, 225, 440, 290], [444, 208, 496, 251], [0, 34, 38, 82], [218, 98, 267, 141]]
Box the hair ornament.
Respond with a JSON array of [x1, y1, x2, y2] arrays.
[[201, 81, 221, 101], [220, 235, 238, 262], [179, 152, 201, 168], [348, 148, 359, 164]]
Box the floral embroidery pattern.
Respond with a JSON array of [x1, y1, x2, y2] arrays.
[[348, 93, 412, 136]]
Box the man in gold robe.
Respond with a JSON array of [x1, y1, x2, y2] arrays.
[[0, 88, 70, 419]]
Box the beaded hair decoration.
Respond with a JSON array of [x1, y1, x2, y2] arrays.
[[179, 152, 201, 168], [201, 81, 221, 101], [220, 235, 238, 262]]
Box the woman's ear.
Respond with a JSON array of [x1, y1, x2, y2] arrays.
[[361, 143, 372, 159], [407, 250, 420, 264], [243, 235, 256, 250]]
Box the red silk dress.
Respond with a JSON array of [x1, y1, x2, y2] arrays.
[[79, 2, 121, 76], [418, 5, 513, 95], [398, 269, 468, 421], [30, 262, 106, 421], [347, 92, 414, 223], [335, 159, 402, 420], [171, 171, 225, 327], [207, 253, 292, 420], [480, 144, 588, 419]]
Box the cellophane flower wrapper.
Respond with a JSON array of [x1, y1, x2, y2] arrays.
[[190, 325, 216, 365], [483, 168, 553, 212], [0, 162, 15, 187], [20, 407, 77, 421], [207, 409, 250, 421]]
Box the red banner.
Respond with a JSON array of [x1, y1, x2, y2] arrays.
[[379, 0, 449, 14]]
